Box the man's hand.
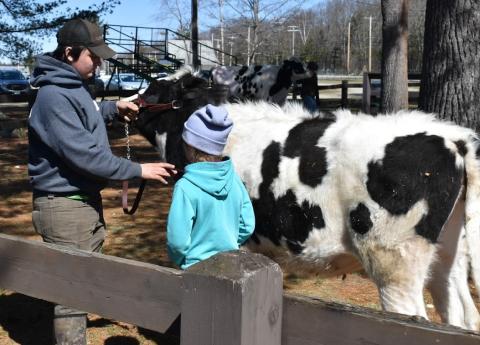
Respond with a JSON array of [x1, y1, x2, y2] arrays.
[[141, 162, 177, 184], [117, 101, 139, 122]]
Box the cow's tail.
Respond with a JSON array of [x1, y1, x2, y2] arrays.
[[463, 136, 480, 295]]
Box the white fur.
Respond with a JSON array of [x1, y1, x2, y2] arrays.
[[220, 102, 480, 330], [155, 132, 167, 161], [148, 95, 480, 330]]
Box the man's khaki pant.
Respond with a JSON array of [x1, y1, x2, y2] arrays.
[[32, 194, 105, 345]]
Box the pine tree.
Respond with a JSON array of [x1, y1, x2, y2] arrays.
[[0, 0, 119, 62]]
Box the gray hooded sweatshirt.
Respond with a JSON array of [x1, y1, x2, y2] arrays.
[[28, 54, 142, 195]]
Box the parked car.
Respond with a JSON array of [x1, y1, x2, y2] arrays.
[[155, 72, 171, 80], [0, 68, 30, 95], [102, 73, 149, 91], [86, 76, 105, 96]]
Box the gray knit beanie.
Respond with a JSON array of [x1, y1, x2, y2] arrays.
[[182, 104, 233, 155]]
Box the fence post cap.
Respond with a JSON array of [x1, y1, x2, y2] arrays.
[[184, 250, 282, 281]]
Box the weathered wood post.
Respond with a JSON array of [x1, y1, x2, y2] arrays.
[[181, 250, 283, 345], [341, 80, 348, 108]]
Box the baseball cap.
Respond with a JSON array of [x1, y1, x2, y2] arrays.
[[57, 18, 116, 59]]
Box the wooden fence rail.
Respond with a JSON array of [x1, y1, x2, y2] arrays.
[[362, 72, 421, 114], [292, 72, 421, 113], [0, 233, 479, 344]]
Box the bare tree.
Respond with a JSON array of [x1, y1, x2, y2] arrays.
[[380, 0, 409, 112], [211, 0, 304, 64], [155, 0, 195, 65], [419, 0, 480, 131], [157, 0, 192, 35]]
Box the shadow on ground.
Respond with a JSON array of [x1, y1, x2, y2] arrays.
[[0, 293, 180, 345], [0, 293, 53, 345]]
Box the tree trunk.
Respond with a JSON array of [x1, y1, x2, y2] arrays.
[[381, 0, 410, 113], [419, 0, 480, 131]]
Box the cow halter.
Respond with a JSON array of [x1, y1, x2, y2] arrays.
[[121, 99, 183, 215]]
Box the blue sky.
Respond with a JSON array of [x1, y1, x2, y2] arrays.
[[40, 0, 321, 52], [42, 0, 168, 52]]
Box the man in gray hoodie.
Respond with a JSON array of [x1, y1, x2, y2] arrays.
[[28, 18, 176, 345]]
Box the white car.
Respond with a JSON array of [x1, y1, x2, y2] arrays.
[[102, 73, 149, 91]]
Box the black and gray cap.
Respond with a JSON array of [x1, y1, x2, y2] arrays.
[[57, 18, 116, 59]]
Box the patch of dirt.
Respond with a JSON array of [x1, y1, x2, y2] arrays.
[[0, 102, 472, 344]]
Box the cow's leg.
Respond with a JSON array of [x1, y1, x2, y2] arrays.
[[428, 197, 480, 330], [361, 238, 436, 318], [351, 234, 432, 316], [351, 201, 435, 318], [429, 235, 480, 330]]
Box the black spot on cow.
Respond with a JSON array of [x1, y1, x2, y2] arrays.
[[238, 66, 248, 76], [455, 140, 467, 156], [366, 133, 463, 242], [283, 118, 333, 157], [254, 65, 262, 73], [273, 190, 325, 253], [283, 118, 334, 187], [350, 203, 373, 235], [249, 140, 325, 253], [269, 67, 290, 96], [269, 60, 305, 97], [299, 146, 328, 187], [259, 141, 281, 194], [251, 141, 282, 245]]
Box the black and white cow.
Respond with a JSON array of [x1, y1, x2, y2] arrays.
[[135, 68, 480, 331], [211, 58, 310, 105]]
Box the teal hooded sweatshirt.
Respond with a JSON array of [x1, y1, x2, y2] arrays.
[[167, 158, 255, 269]]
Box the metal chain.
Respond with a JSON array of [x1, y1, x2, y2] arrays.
[[124, 122, 131, 160]]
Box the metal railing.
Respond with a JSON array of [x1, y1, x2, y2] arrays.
[[103, 24, 237, 75]]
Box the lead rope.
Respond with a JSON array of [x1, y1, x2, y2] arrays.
[[122, 122, 146, 215]]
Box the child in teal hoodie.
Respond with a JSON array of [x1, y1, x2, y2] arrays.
[[167, 104, 255, 269]]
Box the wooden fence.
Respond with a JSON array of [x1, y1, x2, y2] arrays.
[[292, 72, 421, 114], [0, 233, 479, 344], [362, 72, 421, 114]]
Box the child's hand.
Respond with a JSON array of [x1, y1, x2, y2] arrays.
[[141, 163, 177, 184]]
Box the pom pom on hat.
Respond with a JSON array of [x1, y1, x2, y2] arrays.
[[182, 104, 233, 155]]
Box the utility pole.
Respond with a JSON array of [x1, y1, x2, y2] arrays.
[[213, 38, 221, 64], [219, 0, 225, 65], [228, 36, 235, 66], [287, 25, 300, 57], [368, 15, 372, 72], [191, 0, 199, 69], [347, 21, 351, 74], [247, 26, 251, 66]]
